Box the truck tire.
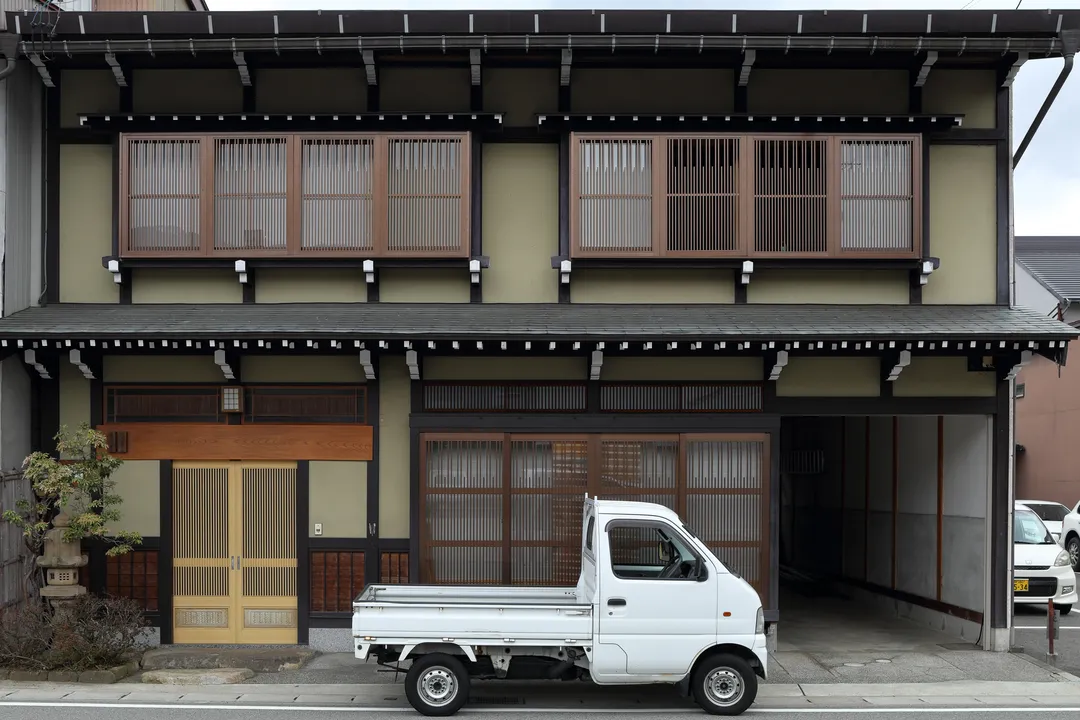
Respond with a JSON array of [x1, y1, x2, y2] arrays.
[[404, 653, 471, 716], [691, 653, 757, 716]]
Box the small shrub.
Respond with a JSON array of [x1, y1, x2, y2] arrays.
[[0, 596, 148, 671], [49, 595, 149, 671], [0, 602, 52, 670]]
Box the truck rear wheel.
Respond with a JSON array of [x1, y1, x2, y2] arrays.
[[404, 653, 471, 716], [691, 653, 757, 716]]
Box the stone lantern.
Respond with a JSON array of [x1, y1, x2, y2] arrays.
[[38, 512, 88, 614]]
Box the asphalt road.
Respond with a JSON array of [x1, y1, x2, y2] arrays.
[[3, 708, 1080, 720], [1013, 571, 1080, 676]]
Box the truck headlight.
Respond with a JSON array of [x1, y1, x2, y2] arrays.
[[1055, 550, 1072, 567], [755, 607, 764, 634]]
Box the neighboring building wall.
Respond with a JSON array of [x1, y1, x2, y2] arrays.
[[1014, 264, 1061, 318], [1, 61, 40, 470], [1016, 350, 1080, 507]]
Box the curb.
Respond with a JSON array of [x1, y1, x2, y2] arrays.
[[0, 662, 139, 685], [1011, 647, 1080, 682]]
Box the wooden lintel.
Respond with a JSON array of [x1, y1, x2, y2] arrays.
[[97, 423, 373, 461]]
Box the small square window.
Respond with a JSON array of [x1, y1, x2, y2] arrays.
[[1014, 383, 1026, 399], [222, 386, 242, 412]]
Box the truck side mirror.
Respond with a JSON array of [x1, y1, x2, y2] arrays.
[[695, 561, 708, 582]]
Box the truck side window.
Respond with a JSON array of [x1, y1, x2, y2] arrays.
[[585, 516, 595, 552], [607, 521, 703, 581]]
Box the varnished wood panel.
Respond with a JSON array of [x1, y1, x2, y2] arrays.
[[98, 423, 373, 461]]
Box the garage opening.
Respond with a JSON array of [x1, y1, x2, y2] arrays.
[[778, 415, 990, 651]]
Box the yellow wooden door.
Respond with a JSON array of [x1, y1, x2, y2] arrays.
[[172, 462, 298, 645]]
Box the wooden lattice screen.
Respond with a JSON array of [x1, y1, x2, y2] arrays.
[[419, 433, 770, 598]]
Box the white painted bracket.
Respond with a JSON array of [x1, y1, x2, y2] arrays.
[[105, 52, 128, 88], [560, 49, 572, 86], [919, 259, 935, 286], [470, 48, 481, 86], [362, 50, 377, 85], [738, 49, 756, 87], [914, 50, 937, 87], [234, 259, 248, 284], [359, 349, 376, 380], [107, 258, 123, 285], [234, 50, 252, 86], [1005, 350, 1033, 380], [560, 259, 572, 285], [68, 349, 95, 380], [363, 259, 376, 284], [768, 350, 788, 381], [24, 350, 52, 380], [406, 349, 420, 380], [887, 350, 912, 381], [214, 348, 236, 381], [741, 260, 754, 285], [590, 350, 604, 381], [469, 259, 481, 285]]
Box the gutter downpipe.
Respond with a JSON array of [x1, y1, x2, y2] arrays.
[[1013, 31, 1078, 168]]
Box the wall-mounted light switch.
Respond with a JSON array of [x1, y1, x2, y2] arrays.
[[314, 523, 323, 536]]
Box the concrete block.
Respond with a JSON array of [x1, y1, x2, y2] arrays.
[[0, 669, 8, 680], [9, 669, 50, 681], [48, 671, 81, 682], [142, 668, 255, 685], [79, 669, 122, 684]]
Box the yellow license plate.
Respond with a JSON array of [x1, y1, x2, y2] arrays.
[[1014, 579, 1029, 592]]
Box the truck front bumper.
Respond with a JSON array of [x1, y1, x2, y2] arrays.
[[753, 632, 768, 680]]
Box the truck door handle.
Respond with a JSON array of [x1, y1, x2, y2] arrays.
[[607, 598, 626, 607]]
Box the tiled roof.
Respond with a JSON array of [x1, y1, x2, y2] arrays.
[[1016, 236, 1080, 301], [0, 303, 1074, 341]]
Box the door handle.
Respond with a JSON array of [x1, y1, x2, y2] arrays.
[[607, 598, 627, 607]]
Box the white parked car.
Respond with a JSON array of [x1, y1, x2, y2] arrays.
[[354, 498, 766, 716], [1016, 500, 1071, 544], [1014, 502, 1077, 615], [1062, 501, 1080, 570]]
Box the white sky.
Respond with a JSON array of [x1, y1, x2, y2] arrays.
[[202, 0, 1080, 236]]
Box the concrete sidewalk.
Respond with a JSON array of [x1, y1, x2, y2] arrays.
[[5, 679, 1080, 710]]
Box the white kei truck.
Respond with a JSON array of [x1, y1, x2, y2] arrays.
[[353, 498, 767, 716]]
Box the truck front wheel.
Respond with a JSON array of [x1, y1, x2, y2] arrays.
[[691, 653, 758, 716], [404, 653, 471, 716]]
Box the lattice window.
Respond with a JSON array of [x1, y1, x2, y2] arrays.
[[753, 137, 829, 254], [123, 137, 204, 254], [106, 549, 159, 612], [243, 387, 367, 424], [600, 383, 762, 413], [840, 139, 916, 252], [381, 551, 409, 583], [310, 550, 365, 613], [665, 136, 740, 254], [213, 137, 290, 253], [300, 137, 376, 253], [386, 136, 468, 255], [106, 387, 223, 423], [575, 137, 654, 254], [422, 382, 587, 413]]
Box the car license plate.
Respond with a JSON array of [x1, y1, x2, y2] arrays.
[[1014, 579, 1029, 592]]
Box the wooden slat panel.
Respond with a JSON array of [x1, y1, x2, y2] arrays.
[[122, 137, 204, 255], [106, 386, 223, 423], [173, 466, 230, 598], [380, 551, 409, 583], [243, 386, 367, 424], [242, 466, 297, 599], [422, 382, 587, 413], [839, 137, 917, 254], [599, 382, 762, 413], [300, 137, 376, 253], [310, 550, 366, 613], [385, 134, 469, 256], [574, 136, 655, 255], [665, 136, 740, 255], [752, 137, 829, 255], [214, 137, 290, 254], [106, 550, 160, 612], [98, 423, 373, 461]]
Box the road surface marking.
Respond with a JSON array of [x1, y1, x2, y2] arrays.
[[1015, 625, 1080, 629], [3, 701, 1080, 714]]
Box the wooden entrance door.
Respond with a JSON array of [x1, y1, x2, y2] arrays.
[[172, 462, 298, 644]]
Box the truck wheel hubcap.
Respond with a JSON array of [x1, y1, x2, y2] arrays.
[[704, 668, 743, 706], [418, 667, 457, 706]]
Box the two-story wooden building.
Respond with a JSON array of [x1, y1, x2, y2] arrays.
[[1, 7, 1078, 653]]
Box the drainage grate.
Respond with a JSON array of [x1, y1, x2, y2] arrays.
[[469, 697, 525, 705]]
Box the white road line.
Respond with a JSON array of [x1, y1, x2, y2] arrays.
[[3, 702, 1080, 714], [1015, 625, 1080, 629]]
